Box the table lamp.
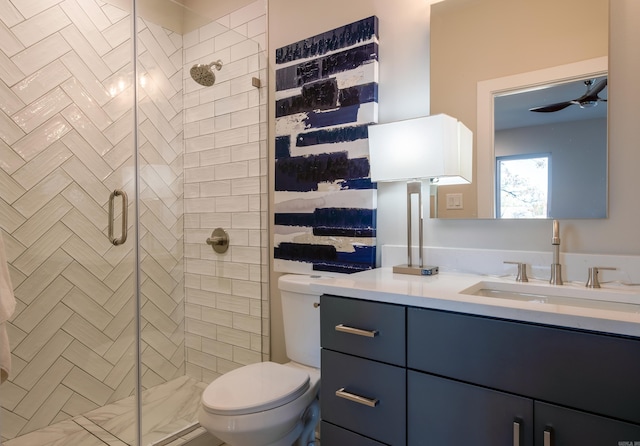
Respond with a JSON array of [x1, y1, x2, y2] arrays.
[[368, 114, 472, 275]]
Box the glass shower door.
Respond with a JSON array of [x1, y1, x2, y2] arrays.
[[135, 0, 269, 443], [0, 0, 139, 443], [1, 0, 267, 443]]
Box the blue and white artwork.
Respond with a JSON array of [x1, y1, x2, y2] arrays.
[[274, 16, 379, 274]]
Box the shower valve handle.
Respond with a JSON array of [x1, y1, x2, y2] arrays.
[[206, 228, 229, 254]]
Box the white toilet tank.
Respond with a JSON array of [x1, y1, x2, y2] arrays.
[[278, 274, 321, 369]]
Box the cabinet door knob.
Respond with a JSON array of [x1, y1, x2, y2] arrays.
[[335, 324, 378, 338], [335, 387, 379, 407]]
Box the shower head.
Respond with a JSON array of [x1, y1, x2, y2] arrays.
[[190, 60, 223, 87]]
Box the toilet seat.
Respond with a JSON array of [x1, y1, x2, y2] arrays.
[[201, 362, 310, 416]]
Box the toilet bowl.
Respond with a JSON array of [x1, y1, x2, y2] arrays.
[[198, 362, 320, 446], [198, 274, 321, 446]]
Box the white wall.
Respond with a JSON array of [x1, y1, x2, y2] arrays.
[[269, 0, 640, 362]]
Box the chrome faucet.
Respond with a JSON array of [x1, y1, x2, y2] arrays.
[[550, 219, 563, 285]]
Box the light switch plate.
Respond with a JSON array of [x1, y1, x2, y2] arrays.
[[446, 193, 463, 210]]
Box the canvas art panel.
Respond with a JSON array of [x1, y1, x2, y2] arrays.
[[273, 16, 379, 274]]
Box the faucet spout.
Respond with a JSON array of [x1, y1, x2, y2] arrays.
[[550, 219, 563, 285]]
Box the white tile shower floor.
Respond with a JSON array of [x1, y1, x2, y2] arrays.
[[2, 376, 216, 446], [3, 375, 321, 446]]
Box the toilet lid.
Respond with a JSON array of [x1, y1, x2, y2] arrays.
[[201, 362, 310, 416]]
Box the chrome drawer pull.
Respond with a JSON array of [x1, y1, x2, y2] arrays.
[[544, 427, 553, 446], [513, 419, 521, 446], [335, 324, 378, 338], [335, 388, 379, 407]]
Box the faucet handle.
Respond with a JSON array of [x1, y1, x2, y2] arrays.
[[586, 267, 616, 288], [504, 261, 529, 282], [551, 219, 561, 245]]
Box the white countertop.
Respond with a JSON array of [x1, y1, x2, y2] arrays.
[[310, 268, 640, 338]]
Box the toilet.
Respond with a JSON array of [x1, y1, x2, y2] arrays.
[[198, 274, 321, 446]]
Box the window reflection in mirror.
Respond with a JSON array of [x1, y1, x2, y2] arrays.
[[496, 154, 549, 219]]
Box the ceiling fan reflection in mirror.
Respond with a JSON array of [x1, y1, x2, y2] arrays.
[[529, 78, 608, 113]]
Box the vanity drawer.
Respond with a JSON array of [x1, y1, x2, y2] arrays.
[[320, 294, 405, 366], [321, 349, 406, 446], [320, 421, 387, 446], [407, 307, 640, 424]]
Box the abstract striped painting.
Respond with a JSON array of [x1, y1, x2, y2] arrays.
[[274, 16, 379, 274]]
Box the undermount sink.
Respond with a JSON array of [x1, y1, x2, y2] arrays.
[[460, 280, 640, 314]]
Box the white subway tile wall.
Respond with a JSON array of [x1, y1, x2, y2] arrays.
[[182, 0, 267, 383]]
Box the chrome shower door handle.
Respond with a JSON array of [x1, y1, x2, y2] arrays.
[[108, 190, 128, 246]]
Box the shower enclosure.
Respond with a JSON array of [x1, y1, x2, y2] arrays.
[[0, 0, 268, 444]]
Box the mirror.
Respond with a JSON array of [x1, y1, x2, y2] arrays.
[[479, 59, 607, 219], [429, 0, 609, 219]]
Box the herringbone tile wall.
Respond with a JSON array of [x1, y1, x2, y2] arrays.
[[0, 0, 266, 441], [1, 0, 142, 440]]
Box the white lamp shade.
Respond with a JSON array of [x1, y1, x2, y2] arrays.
[[368, 114, 472, 185]]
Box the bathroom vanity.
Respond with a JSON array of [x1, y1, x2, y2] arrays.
[[315, 269, 640, 446]]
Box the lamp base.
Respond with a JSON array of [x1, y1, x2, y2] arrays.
[[392, 264, 439, 276]]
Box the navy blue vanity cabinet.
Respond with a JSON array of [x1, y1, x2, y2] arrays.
[[407, 307, 640, 445], [320, 295, 406, 445], [321, 295, 640, 445]]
